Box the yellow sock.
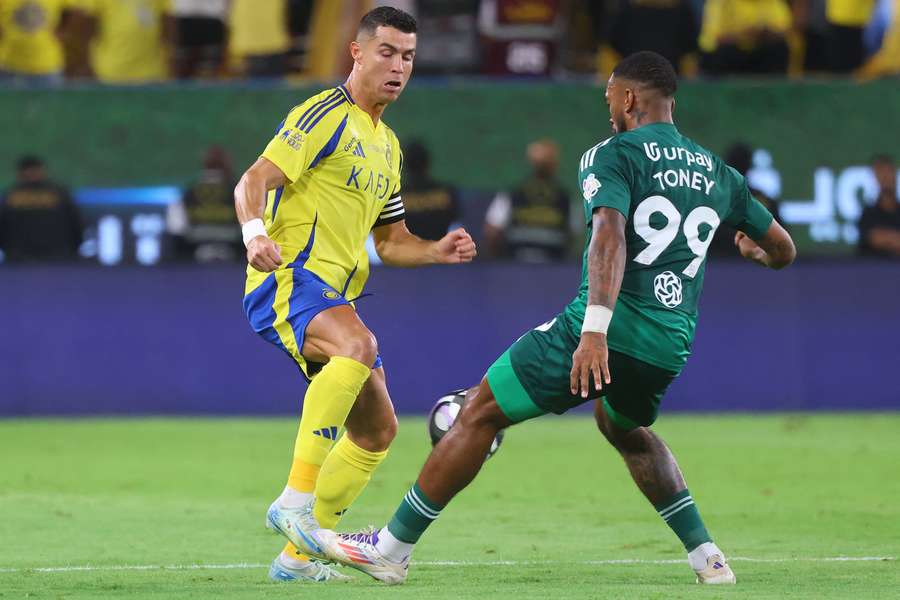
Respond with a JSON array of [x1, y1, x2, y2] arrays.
[[314, 434, 389, 528], [286, 356, 371, 493]]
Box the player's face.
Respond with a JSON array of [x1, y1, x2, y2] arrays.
[[354, 26, 416, 105], [605, 75, 628, 134]]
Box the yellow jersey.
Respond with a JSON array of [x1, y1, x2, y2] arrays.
[[245, 84, 405, 302], [79, 0, 169, 83], [0, 0, 71, 74], [826, 0, 876, 27], [699, 0, 792, 52]]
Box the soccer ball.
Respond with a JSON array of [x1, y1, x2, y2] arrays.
[[427, 389, 505, 459]]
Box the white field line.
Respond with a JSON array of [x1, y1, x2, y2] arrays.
[[0, 556, 893, 574]]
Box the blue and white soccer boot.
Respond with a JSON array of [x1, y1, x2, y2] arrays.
[[265, 497, 335, 561], [268, 552, 352, 583], [323, 528, 409, 585]]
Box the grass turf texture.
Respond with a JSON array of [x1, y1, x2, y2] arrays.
[[1, 414, 897, 599]]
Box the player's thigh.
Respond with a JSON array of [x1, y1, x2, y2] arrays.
[[486, 316, 585, 424], [243, 267, 378, 378], [344, 367, 397, 452], [598, 351, 678, 431], [302, 304, 378, 365]]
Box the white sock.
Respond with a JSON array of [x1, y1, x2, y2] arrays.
[[278, 486, 313, 509], [375, 526, 415, 563], [688, 541, 724, 571]]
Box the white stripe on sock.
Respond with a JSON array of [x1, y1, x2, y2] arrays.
[[661, 500, 695, 522], [658, 496, 693, 519], [405, 491, 439, 520]]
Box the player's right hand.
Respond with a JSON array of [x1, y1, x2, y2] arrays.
[[570, 332, 611, 399], [247, 236, 282, 272]]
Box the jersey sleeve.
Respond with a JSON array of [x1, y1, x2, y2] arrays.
[[724, 167, 774, 241], [579, 138, 632, 224], [373, 144, 404, 228], [261, 96, 348, 183]]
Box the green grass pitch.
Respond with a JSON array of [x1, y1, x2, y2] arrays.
[[1, 414, 897, 599]]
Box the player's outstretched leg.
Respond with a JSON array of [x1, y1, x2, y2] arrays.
[[594, 402, 735, 584], [323, 378, 512, 584], [271, 367, 397, 582]]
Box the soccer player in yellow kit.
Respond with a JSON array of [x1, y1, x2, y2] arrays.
[[234, 7, 476, 583]]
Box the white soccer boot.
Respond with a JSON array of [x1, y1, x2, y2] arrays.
[[322, 528, 409, 585], [268, 552, 352, 582], [265, 497, 336, 561], [695, 554, 736, 584]]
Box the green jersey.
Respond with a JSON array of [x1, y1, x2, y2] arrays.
[[562, 123, 773, 372]]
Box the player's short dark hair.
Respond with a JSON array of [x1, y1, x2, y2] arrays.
[[612, 51, 678, 97], [16, 155, 44, 171], [358, 6, 417, 37]]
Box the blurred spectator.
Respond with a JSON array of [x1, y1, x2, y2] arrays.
[[0, 0, 82, 86], [858, 154, 900, 258], [171, 0, 227, 79], [710, 143, 783, 257], [858, 0, 900, 78], [168, 145, 241, 262], [604, 0, 699, 75], [286, 0, 314, 74], [484, 139, 571, 263], [699, 0, 792, 76], [0, 156, 82, 262], [228, 0, 289, 78], [79, 0, 173, 83], [400, 140, 460, 241], [825, 0, 876, 72], [793, 0, 831, 73]]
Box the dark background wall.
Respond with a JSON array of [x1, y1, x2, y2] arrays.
[[2, 261, 897, 416], [5, 80, 898, 191]]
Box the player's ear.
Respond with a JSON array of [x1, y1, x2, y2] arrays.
[[350, 40, 363, 63], [624, 88, 636, 114]]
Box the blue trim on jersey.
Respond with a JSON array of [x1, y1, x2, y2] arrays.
[[287, 214, 317, 269], [308, 115, 349, 170], [339, 85, 355, 105], [295, 90, 341, 128], [271, 186, 284, 221], [242, 273, 288, 352], [274, 118, 285, 135], [302, 97, 346, 133], [340, 262, 358, 297]]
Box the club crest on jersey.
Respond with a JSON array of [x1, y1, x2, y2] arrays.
[[582, 173, 601, 201], [385, 142, 393, 168], [654, 271, 683, 308], [323, 289, 341, 300], [280, 128, 305, 151]]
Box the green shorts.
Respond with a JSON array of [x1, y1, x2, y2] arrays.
[[486, 315, 678, 429]]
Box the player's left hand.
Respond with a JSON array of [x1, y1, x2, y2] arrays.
[[570, 332, 611, 399], [434, 228, 477, 264]]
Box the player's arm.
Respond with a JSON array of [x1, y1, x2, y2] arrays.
[[734, 220, 796, 269], [234, 157, 288, 272], [372, 220, 476, 267], [570, 207, 626, 399]]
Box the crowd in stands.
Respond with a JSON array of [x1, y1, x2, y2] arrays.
[[0, 0, 898, 85]]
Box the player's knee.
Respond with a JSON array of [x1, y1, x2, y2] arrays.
[[594, 402, 641, 452], [457, 382, 507, 433], [339, 329, 379, 367]]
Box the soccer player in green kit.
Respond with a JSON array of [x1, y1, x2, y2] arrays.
[[319, 51, 797, 586]]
